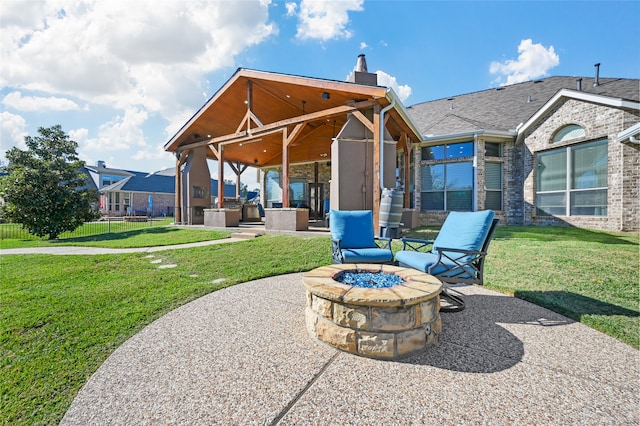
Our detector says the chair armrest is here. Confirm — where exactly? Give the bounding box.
[433,246,486,256]
[374,237,392,250]
[400,238,434,252]
[331,239,343,263]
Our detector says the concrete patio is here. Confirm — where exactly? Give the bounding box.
[61,273,639,425]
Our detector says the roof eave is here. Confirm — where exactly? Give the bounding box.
[518,89,640,135]
[385,88,425,143]
[616,122,640,144]
[422,129,517,144]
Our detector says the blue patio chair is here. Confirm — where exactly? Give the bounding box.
[330,210,394,264]
[395,210,499,312]
[323,199,330,226]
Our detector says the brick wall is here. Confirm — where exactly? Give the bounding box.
[522,98,639,231]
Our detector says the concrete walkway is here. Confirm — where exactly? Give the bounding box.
[1,237,247,255]
[61,273,639,425]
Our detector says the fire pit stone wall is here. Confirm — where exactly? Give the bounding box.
[303,264,442,360]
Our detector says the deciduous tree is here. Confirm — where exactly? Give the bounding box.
[0,125,98,239]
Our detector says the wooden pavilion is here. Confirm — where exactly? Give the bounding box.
[164,62,423,228]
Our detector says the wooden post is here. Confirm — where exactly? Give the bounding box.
[372,104,381,232]
[402,132,412,208]
[282,128,289,207]
[175,155,181,223]
[227,161,249,199]
[174,151,189,224]
[218,145,224,208]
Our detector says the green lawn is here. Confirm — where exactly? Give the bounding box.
[0,223,231,249]
[1,226,638,424]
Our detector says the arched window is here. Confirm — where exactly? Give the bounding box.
[553,124,586,143]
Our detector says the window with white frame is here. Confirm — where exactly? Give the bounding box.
[420,141,474,211]
[536,139,608,216]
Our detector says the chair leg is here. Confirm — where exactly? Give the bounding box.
[440,286,465,313]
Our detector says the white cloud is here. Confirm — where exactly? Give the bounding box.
[0,111,28,150]
[376,71,412,102]
[490,39,560,86]
[295,0,364,41]
[74,107,149,155]
[285,2,297,16]
[1,0,277,133]
[2,91,80,112]
[133,144,175,163]
[360,41,368,50]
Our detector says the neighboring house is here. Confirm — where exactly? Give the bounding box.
[405,74,639,231]
[86,162,236,218]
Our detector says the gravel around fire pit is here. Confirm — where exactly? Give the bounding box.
[334,270,405,288]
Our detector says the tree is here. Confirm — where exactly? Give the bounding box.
[0,125,98,239]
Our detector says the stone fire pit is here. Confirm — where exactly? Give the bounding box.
[302,264,442,360]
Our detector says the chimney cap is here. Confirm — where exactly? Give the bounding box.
[355,54,368,72]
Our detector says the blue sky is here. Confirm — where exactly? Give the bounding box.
[1,0,638,190]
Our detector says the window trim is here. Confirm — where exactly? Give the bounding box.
[536,139,608,217]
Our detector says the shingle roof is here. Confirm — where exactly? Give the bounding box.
[99,170,236,197]
[406,76,640,136]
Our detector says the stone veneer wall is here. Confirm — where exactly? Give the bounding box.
[303,264,442,360]
[259,162,331,212]
[522,98,639,231]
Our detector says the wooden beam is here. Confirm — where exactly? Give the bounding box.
[284,123,306,147]
[372,104,381,234]
[174,150,189,224]
[351,110,374,133]
[176,102,373,152]
[208,144,220,160]
[227,161,249,198]
[282,128,290,207]
[217,146,224,208]
[175,156,182,223]
[401,132,412,208]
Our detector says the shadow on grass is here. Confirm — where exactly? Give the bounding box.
[50,226,182,244]
[494,225,638,245]
[404,225,638,245]
[514,290,639,321]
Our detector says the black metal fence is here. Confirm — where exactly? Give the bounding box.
[0,217,171,240]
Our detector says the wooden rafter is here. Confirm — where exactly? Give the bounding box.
[351,110,374,133]
[176,101,375,153]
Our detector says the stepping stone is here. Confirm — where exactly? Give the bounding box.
[158,264,177,269]
[212,278,227,284]
[150,259,162,264]
[231,232,263,239]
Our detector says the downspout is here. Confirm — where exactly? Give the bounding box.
[380,88,396,190]
[473,133,478,211]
